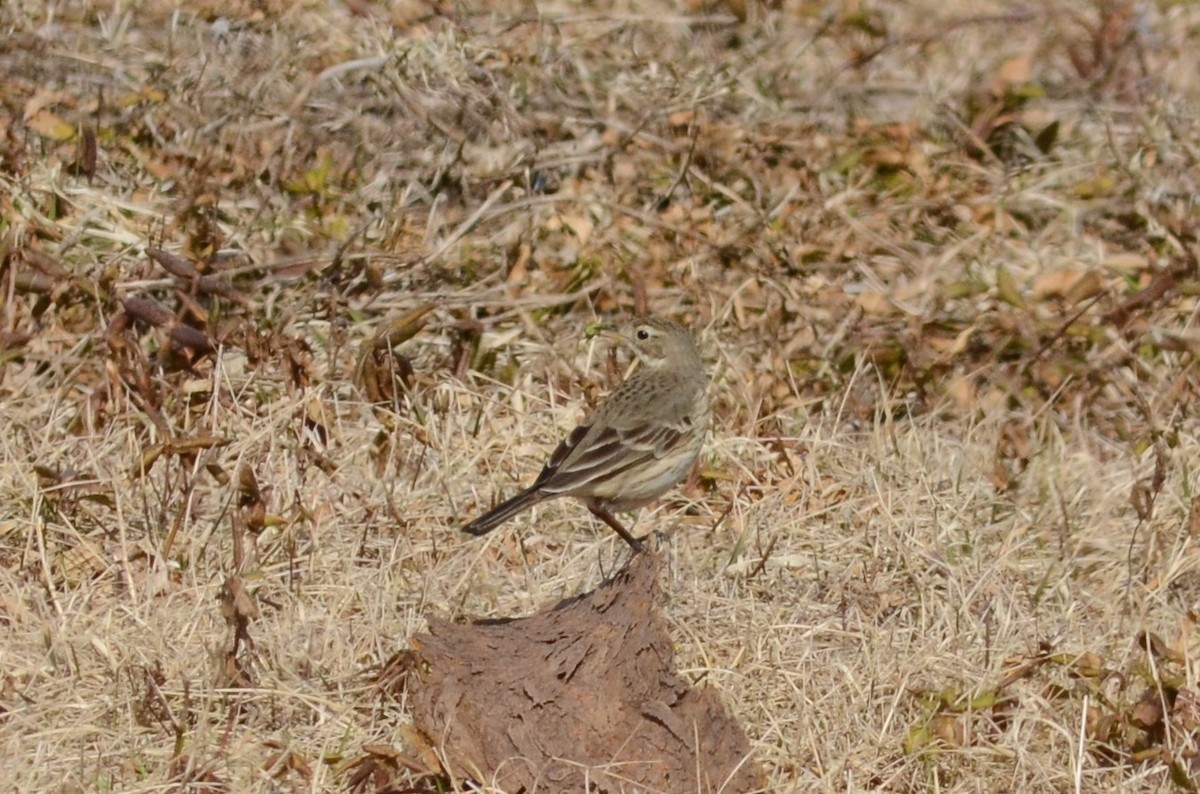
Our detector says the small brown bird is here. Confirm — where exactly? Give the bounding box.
[462,317,709,551]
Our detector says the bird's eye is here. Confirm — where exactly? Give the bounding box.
[636,328,651,341]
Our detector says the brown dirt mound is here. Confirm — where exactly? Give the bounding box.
[408,546,765,793]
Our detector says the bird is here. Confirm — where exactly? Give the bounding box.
[462,316,709,552]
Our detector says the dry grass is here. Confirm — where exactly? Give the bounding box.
[3,0,1200,791]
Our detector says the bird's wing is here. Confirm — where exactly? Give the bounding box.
[532,419,686,496]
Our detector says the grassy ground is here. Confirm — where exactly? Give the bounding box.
[3,0,1200,791]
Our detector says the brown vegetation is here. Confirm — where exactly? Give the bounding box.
[2,0,1200,791]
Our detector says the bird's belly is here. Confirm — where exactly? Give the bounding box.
[590,450,699,511]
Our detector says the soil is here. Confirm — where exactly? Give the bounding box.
[409,545,765,793]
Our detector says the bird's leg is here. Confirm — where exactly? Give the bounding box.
[587,504,645,552]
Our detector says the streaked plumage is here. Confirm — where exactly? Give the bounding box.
[462,317,709,551]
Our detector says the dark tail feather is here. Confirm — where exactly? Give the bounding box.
[461,487,545,536]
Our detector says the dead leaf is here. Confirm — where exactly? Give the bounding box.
[26,109,75,142]
[854,292,892,315]
[58,537,109,586]
[1138,630,1185,664]
[946,374,976,410]
[1068,651,1106,678]
[303,398,334,445]
[1173,687,1200,732]
[1103,252,1149,273]
[1131,689,1164,730]
[668,110,696,128]
[560,214,594,245]
[219,575,259,624]
[996,264,1026,309]
[355,304,433,404]
[990,51,1034,96]
[1032,268,1088,301]
[929,713,967,747]
[22,87,71,121]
